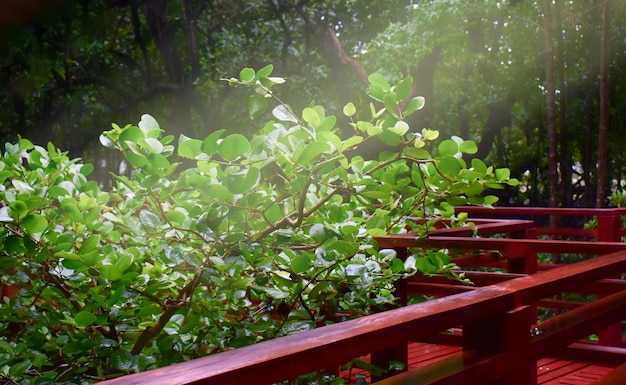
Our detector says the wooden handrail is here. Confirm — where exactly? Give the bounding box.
[97,250,626,385]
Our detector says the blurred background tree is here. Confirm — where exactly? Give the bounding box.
[1,0,625,206]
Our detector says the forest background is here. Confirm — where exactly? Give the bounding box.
[1,0,625,208]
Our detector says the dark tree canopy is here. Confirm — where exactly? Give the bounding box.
[1,0,626,206]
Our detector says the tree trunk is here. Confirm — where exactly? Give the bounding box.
[555,0,571,208]
[596,0,610,208]
[542,0,559,212]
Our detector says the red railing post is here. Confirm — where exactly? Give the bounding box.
[596,212,624,348]
[370,247,410,381]
[502,306,536,385]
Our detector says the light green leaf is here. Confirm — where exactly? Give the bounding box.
[495,168,511,181]
[119,126,145,149]
[471,158,488,174]
[422,128,439,141]
[368,73,390,91]
[296,141,331,166]
[239,67,255,82]
[343,102,356,117]
[438,139,459,156]
[394,76,413,101]
[302,107,321,128]
[79,234,101,254]
[147,152,170,170]
[202,129,226,155]
[404,96,425,116]
[459,140,478,154]
[255,64,273,79]
[178,135,203,159]
[218,134,250,161]
[166,210,187,226]
[388,120,410,136]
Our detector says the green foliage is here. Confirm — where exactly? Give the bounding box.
[0,68,512,383]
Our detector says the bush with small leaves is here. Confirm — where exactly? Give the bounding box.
[0,65,517,383]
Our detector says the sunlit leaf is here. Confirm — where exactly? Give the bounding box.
[218,134,250,161]
[178,135,203,159]
[239,67,255,82]
[272,105,299,123]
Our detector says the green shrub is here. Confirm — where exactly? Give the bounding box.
[0,66,516,383]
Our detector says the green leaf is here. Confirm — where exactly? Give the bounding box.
[272,105,298,123]
[239,67,255,82]
[422,128,439,141]
[178,135,203,159]
[100,264,123,281]
[8,360,31,378]
[166,210,187,226]
[368,73,391,91]
[438,156,462,177]
[218,134,250,161]
[119,126,145,149]
[296,141,331,166]
[8,200,28,219]
[302,107,321,128]
[111,349,135,371]
[80,163,94,176]
[343,102,356,117]
[459,140,478,154]
[471,158,488,174]
[22,213,48,233]
[139,210,161,229]
[394,76,413,101]
[202,129,226,155]
[438,139,459,156]
[388,120,409,136]
[255,64,273,79]
[74,311,97,327]
[404,96,425,116]
[495,168,511,181]
[79,235,101,254]
[290,254,311,273]
[147,152,171,170]
[249,94,268,118]
[138,114,161,137]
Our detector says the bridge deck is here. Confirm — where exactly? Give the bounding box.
[340,342,616,384]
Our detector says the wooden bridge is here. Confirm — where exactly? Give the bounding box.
[98,207,626,385]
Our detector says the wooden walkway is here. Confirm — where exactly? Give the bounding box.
[340,342,616,384]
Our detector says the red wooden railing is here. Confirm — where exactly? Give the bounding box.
[96,207,626,385]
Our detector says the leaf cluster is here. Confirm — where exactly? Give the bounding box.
[0,67,516,383]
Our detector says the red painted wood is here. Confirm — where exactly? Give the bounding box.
[589,361,626,384]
